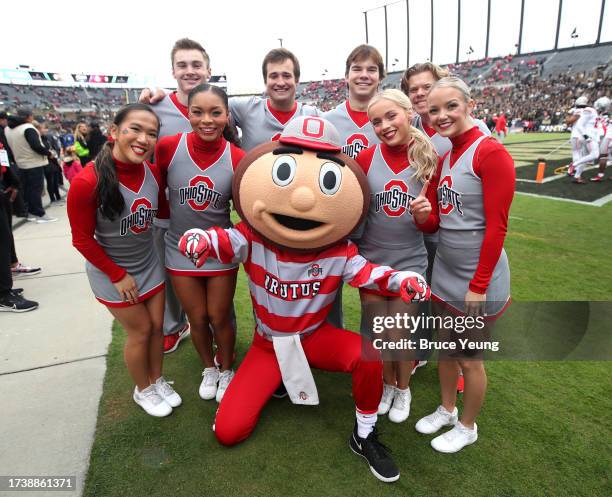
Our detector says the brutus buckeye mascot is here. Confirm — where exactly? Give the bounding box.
[179,116,429,483]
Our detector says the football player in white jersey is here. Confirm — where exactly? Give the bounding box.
[590,96,611,182]
[568,96,600,183]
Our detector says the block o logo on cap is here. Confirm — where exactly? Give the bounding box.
[279,116,342,152]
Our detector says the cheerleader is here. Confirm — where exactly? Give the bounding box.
[68,104,181,417]
[411,77,514,452]
[356,89,437,423]
[401,62,491,391]
[155,84,244,403]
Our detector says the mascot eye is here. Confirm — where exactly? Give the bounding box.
[319,162,342,195]
[272,155,297,187]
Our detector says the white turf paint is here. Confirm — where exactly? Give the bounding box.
[516,191,612,207]
[516,165,599,183]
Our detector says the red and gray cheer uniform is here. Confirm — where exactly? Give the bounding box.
[412,114,491,157]
[412,115,491,260]
[149,92,191,335]
[153,92,191,138]
[229,97,318,151]
[68,160,167,307]
[417,126,514,317]
[356,143,427,276]
[155,132,244,276]
[193,222,419,446]
[323,101,379,159]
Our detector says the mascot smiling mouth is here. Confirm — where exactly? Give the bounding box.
[271,213,324,231]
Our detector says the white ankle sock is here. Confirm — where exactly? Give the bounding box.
[356,410,377,438]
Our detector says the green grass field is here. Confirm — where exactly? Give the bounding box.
[84,134,612,497]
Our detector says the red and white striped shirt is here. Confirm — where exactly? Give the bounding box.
[201,222,415,337]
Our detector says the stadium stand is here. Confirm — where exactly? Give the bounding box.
[296,44,611,131]
[1,44,610,132]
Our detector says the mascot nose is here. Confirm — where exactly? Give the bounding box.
[290,186,316,212]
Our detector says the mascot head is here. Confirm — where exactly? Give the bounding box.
[233,116,370,251]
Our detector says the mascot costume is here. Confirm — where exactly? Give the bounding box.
[179,116,430,483]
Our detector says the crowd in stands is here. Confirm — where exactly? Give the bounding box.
[0,49,610,133]
[299,79,347,111]
[0,84,142,115]
[296,54,610,132]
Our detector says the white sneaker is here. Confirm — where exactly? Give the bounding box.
[133,385,172,417]
[415,405,458,434]
[431,421,478,453]
[155,376,182,407]
[215,369,234,403]
[388,387,411,423]
[199,367,219,400]
[35,214,58,223]
[377,383,395,415]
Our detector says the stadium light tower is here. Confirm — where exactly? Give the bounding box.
[430,0,434,63]
[364,11,369,43]
[456,0,461,64]
[384,5,389,72]
[406,0,410,69]
[517,0,525,55]
[278,38,283,48]
[485,0,491,59]
[596,0,606,44]
[554,0,563,50]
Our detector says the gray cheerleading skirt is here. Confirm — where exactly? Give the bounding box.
[357,238,428,290]
[431,229,510,317]
[86,251,165,308]
[164,228,238,277]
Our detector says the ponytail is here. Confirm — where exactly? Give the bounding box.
[94,142,125,220]
[408,127,438,182]
[93,102,158,220]
[222,121,241,146]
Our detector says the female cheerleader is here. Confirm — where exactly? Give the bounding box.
[356,89,437,423]
[155,84,244,403]
[401,62,491,391]
[68,103,181,417]
[411,77,514,452]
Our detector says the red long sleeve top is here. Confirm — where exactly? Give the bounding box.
[67,158,168,283]
[416,126,515,294]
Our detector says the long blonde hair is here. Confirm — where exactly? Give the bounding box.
[74,121,88,143]
[368,89,437,182]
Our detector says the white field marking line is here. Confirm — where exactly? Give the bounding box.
[516,191,612,207]
[509,216,524,220]
[592,192,612,207]
[542,138,572,159]
[516,165,599,183]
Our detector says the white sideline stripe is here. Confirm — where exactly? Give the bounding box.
[592,193,612,207]
[516,191,612,207]
[516,165,599,183]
